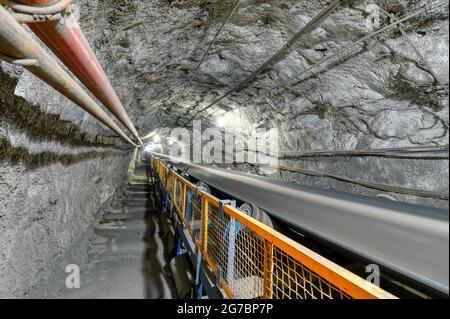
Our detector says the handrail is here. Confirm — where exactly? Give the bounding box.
[151,157,397,299]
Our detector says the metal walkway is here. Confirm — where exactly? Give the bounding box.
[56,165,177,299]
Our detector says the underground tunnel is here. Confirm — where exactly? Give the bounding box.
[0,0,449,301]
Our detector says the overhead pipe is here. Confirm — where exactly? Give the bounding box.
[1,0,143,147]
[0,5,137,147]
[0,0,72,14]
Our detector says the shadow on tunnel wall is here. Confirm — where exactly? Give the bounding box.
[0,137,129,169]
[0,70,124,149]
[137,165,180,299]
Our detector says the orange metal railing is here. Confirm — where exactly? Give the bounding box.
[152,158,397,299]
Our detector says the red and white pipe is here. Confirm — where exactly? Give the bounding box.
[3,0,143,146]
[0,5,137,147]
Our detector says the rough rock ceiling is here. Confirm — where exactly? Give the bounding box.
[79,0,448,149]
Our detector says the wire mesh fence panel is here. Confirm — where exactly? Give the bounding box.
[161,169,167,188]
[191,196,202,223]
[168,175,174,195]
[206,204,231,282]
[270,246,351,299]
[159,165,166,185]
[226,226,266,299]
[162,166,167,186]
[175,179,183,213]
[150,158,395,300]
[187,193,202,240]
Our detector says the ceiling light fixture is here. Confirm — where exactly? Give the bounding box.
[144,144,153,153]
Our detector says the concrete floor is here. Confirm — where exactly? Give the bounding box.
[55,165,178,299]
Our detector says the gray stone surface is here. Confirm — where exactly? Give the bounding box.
[0,18,132,297]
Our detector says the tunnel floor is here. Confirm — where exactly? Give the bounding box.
[54,164,178,299]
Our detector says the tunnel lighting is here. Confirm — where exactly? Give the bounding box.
[144,144,153,153]
[216,116,226,127]
[168,139,174,146]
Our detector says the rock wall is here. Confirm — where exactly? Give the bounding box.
[0,52,131,298]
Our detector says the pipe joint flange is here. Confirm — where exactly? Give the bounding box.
[0,51,39,66]
[0,0,72,16]
[12,11,62,23]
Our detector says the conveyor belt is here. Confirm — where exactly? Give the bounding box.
[159,157,449,295]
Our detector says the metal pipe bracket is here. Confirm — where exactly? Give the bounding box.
[218,199,236,220]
